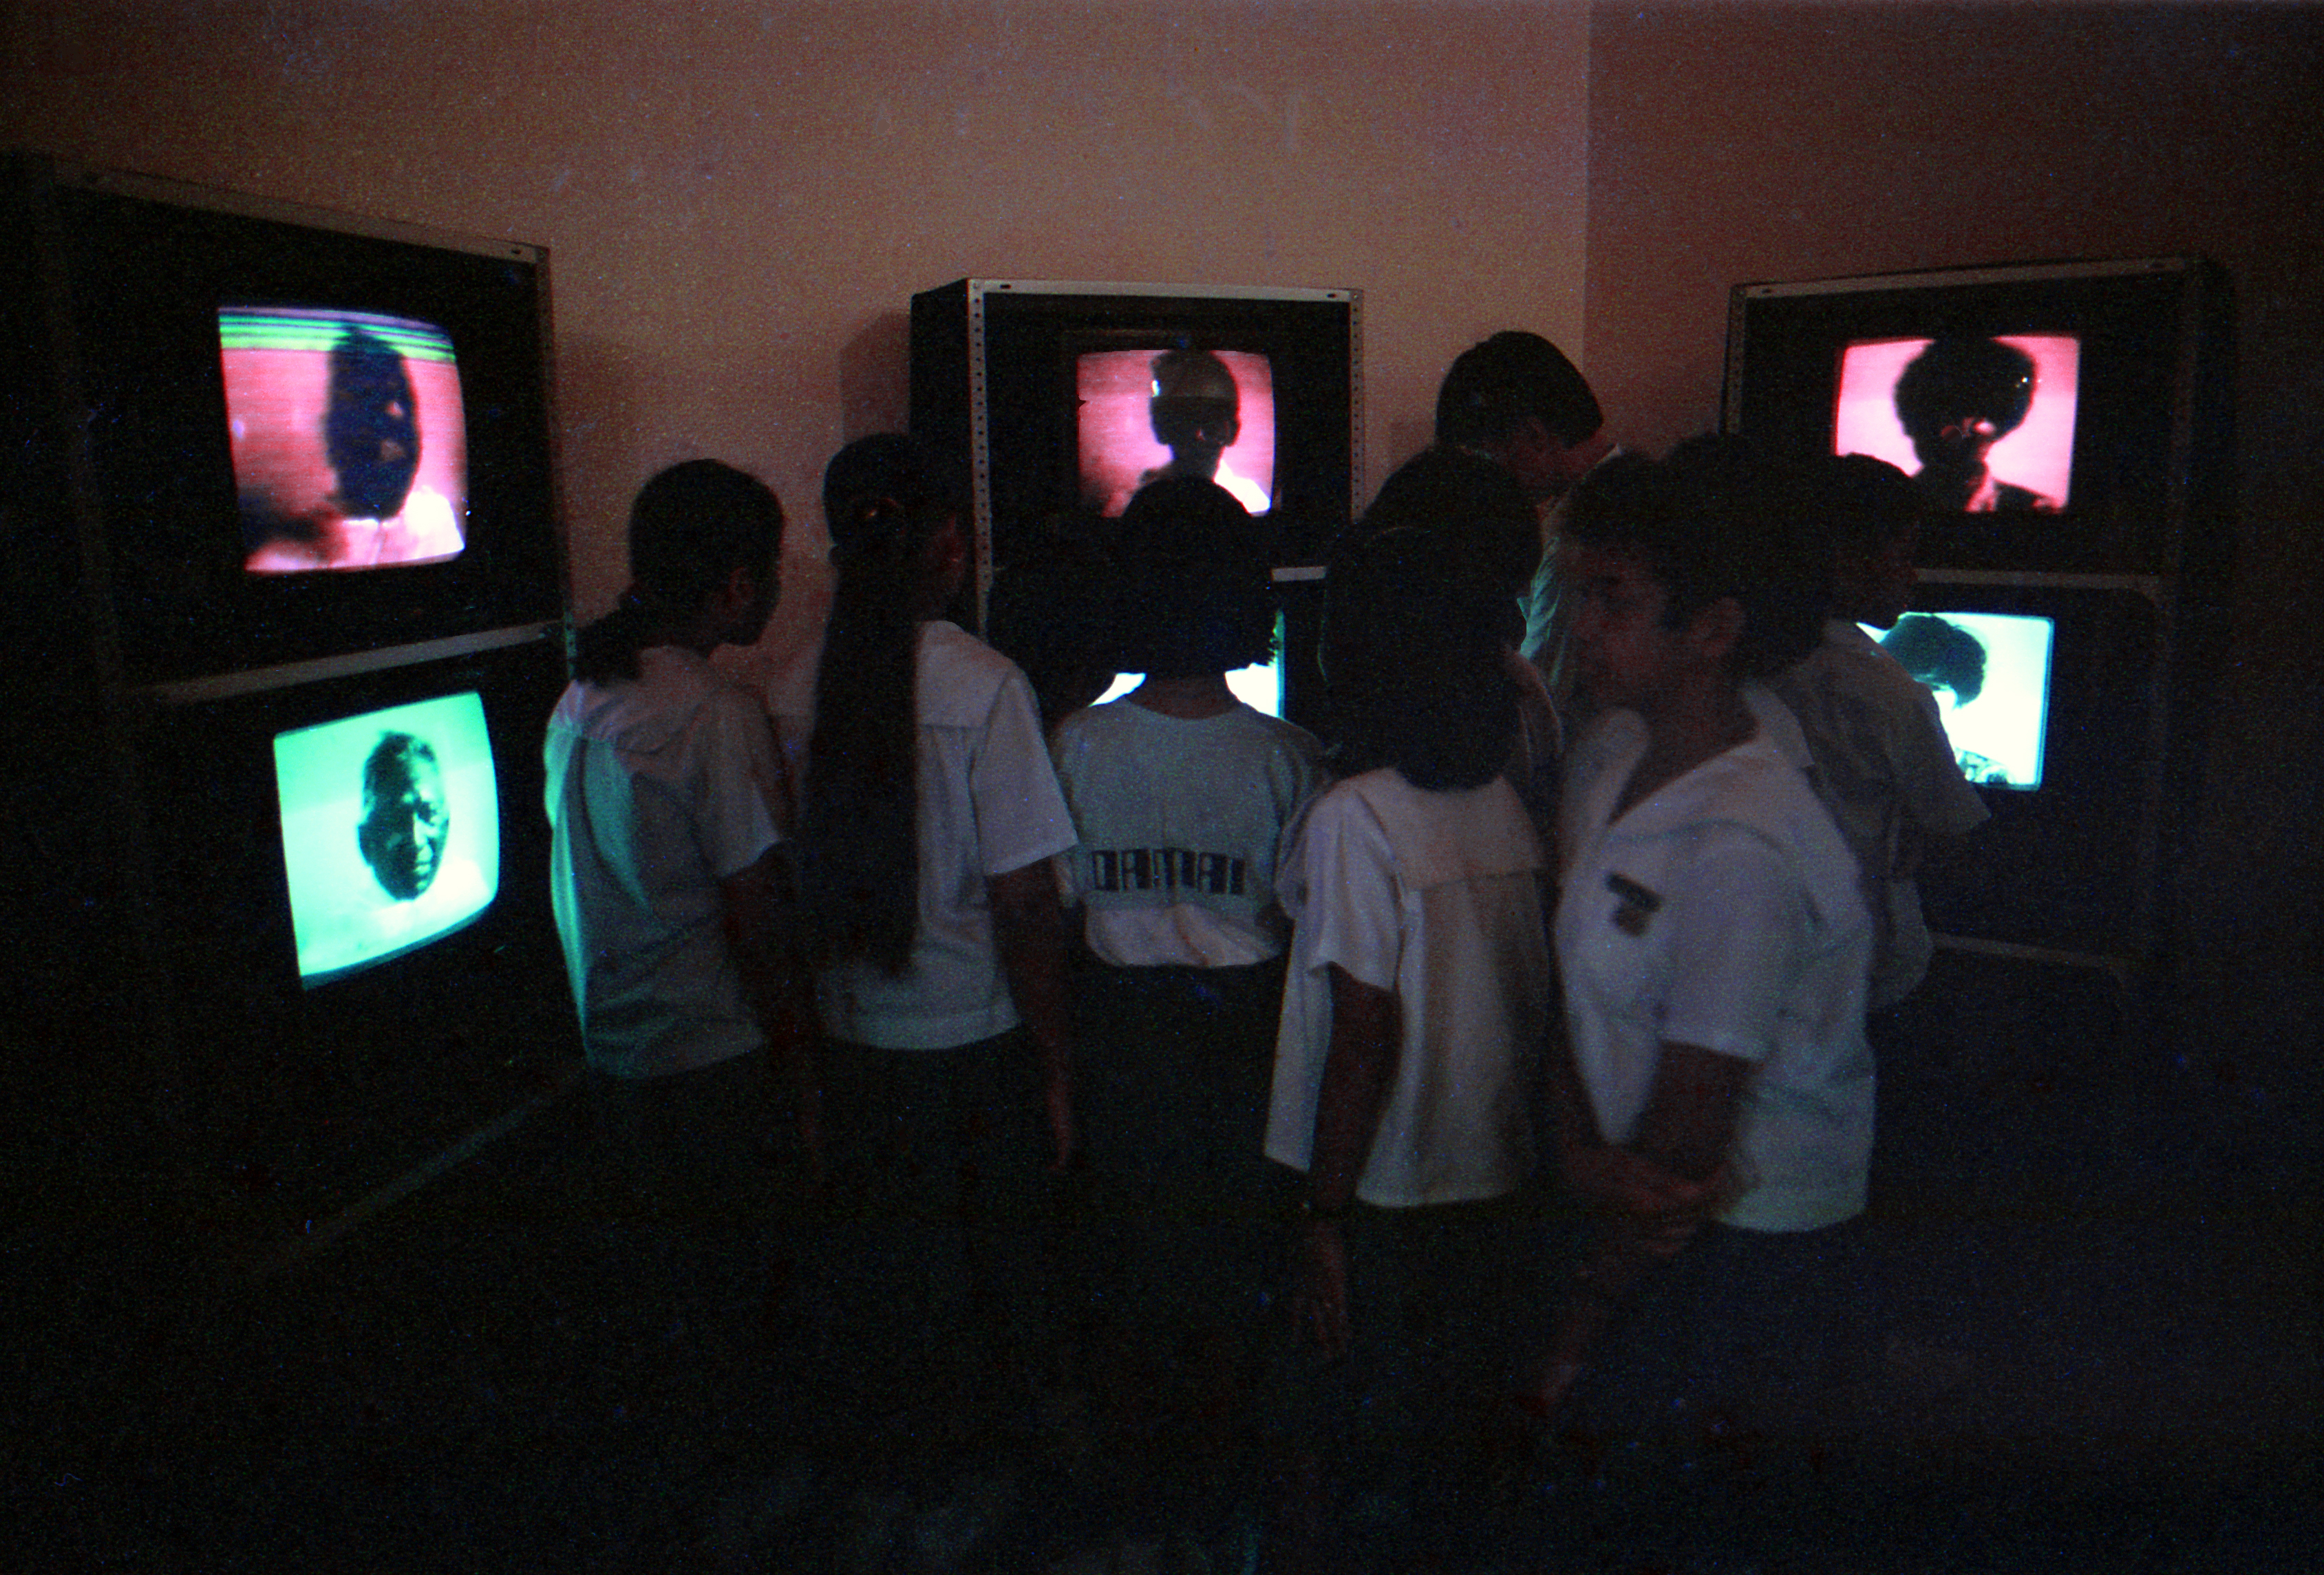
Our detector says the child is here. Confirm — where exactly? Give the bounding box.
[543,460,804,1331]
[1047,476,1323,1393]
[1765,453,1990,1010]
[1264,521,1552,1561]
[787,434,1078,1417]
[1539,438,1875,1495]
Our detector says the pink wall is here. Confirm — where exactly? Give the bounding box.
[1586,4,2324,1079]
[1,0,1590,685]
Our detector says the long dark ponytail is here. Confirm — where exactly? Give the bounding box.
[792,436,957,974]
[573,460,785,685]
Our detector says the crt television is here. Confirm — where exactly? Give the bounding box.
[910,279,1362,594]
[1725,257,2232,577]
[10,154,562,685]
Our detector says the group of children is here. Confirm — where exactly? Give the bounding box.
[543,419,1983,1562]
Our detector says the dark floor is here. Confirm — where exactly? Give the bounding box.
[10,953,2320,1572]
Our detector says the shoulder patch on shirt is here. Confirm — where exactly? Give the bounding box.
[1607,870,1662,936]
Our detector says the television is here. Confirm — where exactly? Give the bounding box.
[911,279,1360,579]
[124,632,575,1206]
[1868,610,2055,791]
[1894,577,2171,956]
[1725,257,2232,577]
[9,154,562,684]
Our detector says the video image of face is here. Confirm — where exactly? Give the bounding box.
[357,733,448,901]
[326,325,422,520]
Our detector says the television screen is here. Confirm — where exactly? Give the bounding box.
[1092,635,1286,720]
[273,689,500,986]
[1872,610,2054,789]
[223,307,469,572]
[1834,334,2079,513]
[1077,347,1277,519]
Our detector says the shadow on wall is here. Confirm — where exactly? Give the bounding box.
[840,312,910,447]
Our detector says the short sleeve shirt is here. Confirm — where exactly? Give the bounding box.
[546,646,786,1079]
[1766,621,1990,1007]
[1049,698,1323,967]
[814,622,1076,1049]
[1556,714,1875,1232]
[1264,769,1550,1208]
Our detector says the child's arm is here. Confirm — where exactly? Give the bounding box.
[1292,963,1400,1359]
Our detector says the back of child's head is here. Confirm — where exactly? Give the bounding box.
[1354,446,1537,622]
[1814,452,1925,557]
[823,433,955,568]
[1325,524,1516,793]
[1108,476,1275,680]
[1565,435,1828,678]
[1435,330,1603,449]
[575,459,784,685]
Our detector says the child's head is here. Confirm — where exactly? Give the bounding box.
[1561,438,1826,707]
[628,458,785,622]
[1814,452,1923,630]
[575,459,785,684]
[822,433,963,607]
[1354,446,1537,630]
[1109,476,1275,681]
[1324,524,1516,792]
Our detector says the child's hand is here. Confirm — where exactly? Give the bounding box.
[1292,1217,1353,1359]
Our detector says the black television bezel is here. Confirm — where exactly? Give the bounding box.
[39,161,564,685]
[910,278,1361,610]
[1725,257,2230,577]
[1903,572,2174,958]
[120,629,578,1206]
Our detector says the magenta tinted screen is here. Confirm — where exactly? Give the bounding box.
[222,308,469,572]
[1078,349,1276,518]
[1833,335,2078,512]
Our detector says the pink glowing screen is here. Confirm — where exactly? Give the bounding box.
[222,307,470,573]
[1833,334,2079,511]
[1077,348,1277,519]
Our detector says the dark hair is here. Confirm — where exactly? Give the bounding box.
[1107,477,1275,679]
[325,325,420,519]
[1815,451,1926,555]
[573,460,785,685]
[1324,525,1516,792]
[1564,436,1827,678]
[1148,348,1241,450]
[1881,613,1987,705]
[1434,330,1603,449]
[1354,445,1537,613]
[1893,337,2038,440]
[793,434,957,974]
[362,730,438,808]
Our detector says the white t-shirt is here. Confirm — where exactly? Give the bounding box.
[1050,698,1323,968]
[814,621,1076,1050]
[1765,620,1992,1007]
[1265,768,1550,1209]
[546,646,786,1079]
[1556,711,1874,1233]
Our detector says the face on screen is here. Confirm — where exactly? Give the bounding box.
[1078,347,1276,519]
[1833,334,2078,514]
[357,733,449,900]
[222,307,470,572]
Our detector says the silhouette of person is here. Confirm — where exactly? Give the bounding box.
[358,731,449,901]
[1891,337,2058,513]
[1136,349,1270,515]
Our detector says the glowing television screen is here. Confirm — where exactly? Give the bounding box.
[1871,610,2055,790]
[223,307,469,572]
[1833,334,2079,514]
[273,690,500,986]
[1092,633,1286,720]
[1077,347,1277,519]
